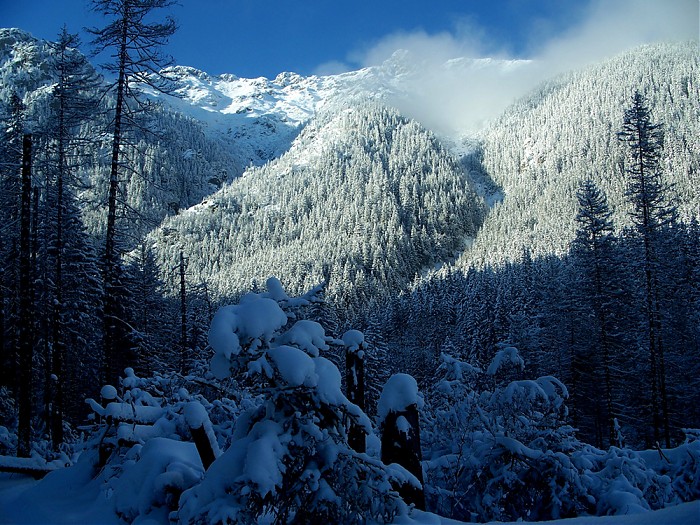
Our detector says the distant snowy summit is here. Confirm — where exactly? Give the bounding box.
[0,26,528,164]
[154,49,530,140]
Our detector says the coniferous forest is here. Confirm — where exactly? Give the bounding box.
[1,1,699,523]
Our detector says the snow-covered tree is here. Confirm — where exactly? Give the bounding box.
[88,0,178,385]
[41,26,103,448]
[424,348,585,522]
[569,179,620,446]
[0,92,26,396]
[179,278,408,524]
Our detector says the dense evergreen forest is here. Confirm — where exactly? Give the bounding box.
[0,3,699,522]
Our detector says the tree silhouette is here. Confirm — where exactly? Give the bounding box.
[618,91,676,447]
[88,0,177,385]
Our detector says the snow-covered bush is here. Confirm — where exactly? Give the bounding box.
[424,348,588,522]
[111,438,203,523]
[178,278,407,524]
[665,436,700,502]
[424,349,700,522]
[574,445,672,515]
[0,424,16,456]
[79,367,250,523]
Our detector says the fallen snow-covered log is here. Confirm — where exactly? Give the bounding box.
[0,454,63,479]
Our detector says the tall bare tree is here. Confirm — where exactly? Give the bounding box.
[88,0,177,385]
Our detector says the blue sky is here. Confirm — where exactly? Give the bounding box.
[2,0,696,79]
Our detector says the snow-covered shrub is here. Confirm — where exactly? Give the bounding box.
[574,445,673,516]
[0,424,16,455]
[0,386,17,455]
[631,431,700,505]
[666,436,700,502]
[111,438,203,524]
[424,349,588,522]
[424,349,700,522]
[78,367,249,523]
[178,278,407,524]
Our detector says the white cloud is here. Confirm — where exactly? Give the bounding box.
[532,0,698,72]
[335,0,698,136]
[313,60,352,76]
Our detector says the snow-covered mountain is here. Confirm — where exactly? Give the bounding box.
[457,41,700,269]
[148,49,530,168]
[149,103,484,303]
[2,27,698,304]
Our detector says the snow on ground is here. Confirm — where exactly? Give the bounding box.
[1,473,698,525]
[0,469,120,524]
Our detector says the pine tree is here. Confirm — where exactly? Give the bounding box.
[88,0,177,385]
[126,242,170,375]
[0,93,26,396]
[42,26,103,448]
[571,179,618,446]
[17,134,33,457]
[618,91,676,447]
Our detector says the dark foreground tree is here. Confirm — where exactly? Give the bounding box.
[88,0,177,385]
[17,135,33,457]
[44,26,103,448]
[0,93,26,395]
[570,179,619,447]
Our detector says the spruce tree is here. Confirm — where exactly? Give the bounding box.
[0,94,26,395]
[17,134,33,457]
[42,26,103,448]
[571,178,618,446]
[618,91,676,447]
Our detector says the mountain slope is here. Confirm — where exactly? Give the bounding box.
[459,41,700,268]
[149,104,484,304]
[0,27,520,253]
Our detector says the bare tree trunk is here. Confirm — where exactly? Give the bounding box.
[346,347,365,453]
[17,134,33,457]
[380,404,425,510]
[103,8,130,386]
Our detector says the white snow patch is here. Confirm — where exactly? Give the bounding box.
[267,345,316,388]
[183,401,209,429]
[486,345,525,375]
[100,384,118,400]
[342,329,365,352]
[277,320,328,357]
[208,293,288,379]
[378,373,423,420]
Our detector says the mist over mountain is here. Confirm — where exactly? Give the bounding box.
[458,41,700,268]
